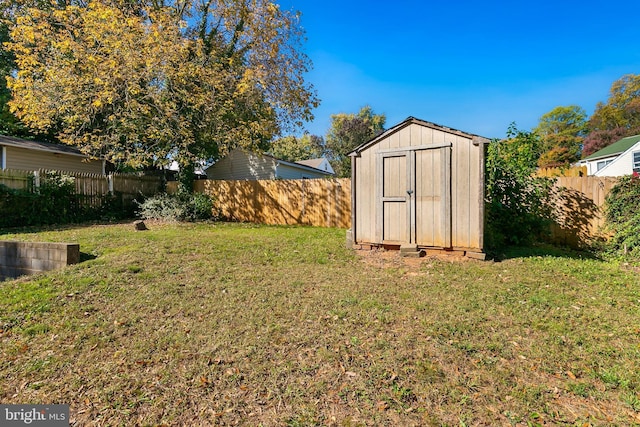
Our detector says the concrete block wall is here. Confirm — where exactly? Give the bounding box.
[0,241,79,280]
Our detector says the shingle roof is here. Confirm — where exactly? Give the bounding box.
[295,158,325,169]
[262,152,332,175]
[582,134,640,161]
[0,134,89,157]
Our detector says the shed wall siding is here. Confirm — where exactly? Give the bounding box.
[354,144,376,242]
[353,121,483,251]
[450,134,482,249]
[5,146,103,174]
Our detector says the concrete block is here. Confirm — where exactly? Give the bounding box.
[31,258,47,271]
[0,241,81,280]
[401,250,426,258]
[36,248,49,261]
[66,244,80,264]
[400,244,419,253]
[465,251,486,261]
[345,229,354,249]
[3,243,17,260]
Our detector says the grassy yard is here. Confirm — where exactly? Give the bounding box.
[1,222,640,426]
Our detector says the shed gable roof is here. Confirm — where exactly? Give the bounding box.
[348,117,488,156]
[582,134,640,161]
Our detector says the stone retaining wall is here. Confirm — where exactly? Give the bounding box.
[0,241,80,280]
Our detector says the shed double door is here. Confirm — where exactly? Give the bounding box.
[378,145,451,247]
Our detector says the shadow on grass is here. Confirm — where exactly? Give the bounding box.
[80,252,97,263]
[488,243,602,262]
[0,219,135,237]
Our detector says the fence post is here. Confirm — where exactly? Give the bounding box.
[33,170,40,190]
[108,173,114,194]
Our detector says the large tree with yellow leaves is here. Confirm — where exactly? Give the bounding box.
[4,0,318,184]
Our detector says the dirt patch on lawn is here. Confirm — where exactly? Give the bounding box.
[354,247,471,271]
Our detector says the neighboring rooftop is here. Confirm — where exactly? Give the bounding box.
[295,158,334,175]
[582,134,640,161]
[295,158,325,169]
[0,135,88,157]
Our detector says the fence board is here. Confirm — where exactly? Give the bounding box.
[0,169,32,190]
[193,178,351,228]
[549,176,617,247]
[536,166,587,177]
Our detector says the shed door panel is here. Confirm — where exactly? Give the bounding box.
[381,154,409,243]
[414,147,451,247]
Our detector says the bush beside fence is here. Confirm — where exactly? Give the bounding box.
[0,169,163,227]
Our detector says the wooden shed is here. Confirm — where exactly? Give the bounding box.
[348,117,489,258]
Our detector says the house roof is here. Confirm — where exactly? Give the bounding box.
[0,134,89,158]
[348,116,489,156]
[295,158,325,169]
[206,149,332,176]
[582,134,640,161]
[263,152,332,175]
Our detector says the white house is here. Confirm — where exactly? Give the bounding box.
[577,134,640,176]
[204,149,333,180]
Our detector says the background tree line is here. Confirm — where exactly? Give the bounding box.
[0,0,638,180]
[534,73,640,168]
[268,73,640,177]
[0,0,319,189]
[0,0,386,180]
[268,106,385,178]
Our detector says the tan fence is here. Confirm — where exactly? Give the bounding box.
[536,165,587,177]
[0,169,32,190]
[182,174,618,246]
[192,178,351,228]
[549,176,618,247]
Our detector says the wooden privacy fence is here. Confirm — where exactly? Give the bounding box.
[183,175,618,247]
[0,169,32,190]
[536,165,587,178]
[0,168,163,212]
[549,176,618,248]
[193,178,351,228]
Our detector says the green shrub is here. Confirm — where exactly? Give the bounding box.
[603,174,640,258]
[137,191,215,222]
[485,125,555,249]
[37,172,77,223]
[0,171,135,228]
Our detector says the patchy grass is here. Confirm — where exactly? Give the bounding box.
[1,222,640,426]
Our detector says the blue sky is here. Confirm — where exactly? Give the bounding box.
[279,0,640,139]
